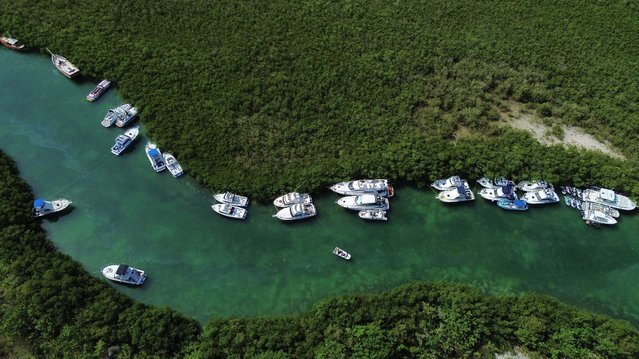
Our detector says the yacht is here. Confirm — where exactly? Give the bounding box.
[358,209,387,221]
[86,79,111,101]
[47,48,79,78]
[333,247,351,260]
[477,177,514,189]
[581,210,617,225]
[582,188,636,211]
[33,198,72,218]
[115,106,139,127]
[496,199,528,211]
[102,104,133,127]
[163,153,183,177]
[518,180,550,192]
[430,176,463,191]
[211,203,247,220]
[0,35,26,51]
[273,192,312,208]
[521,188,560,204]
[101,264,146,286]
[336,194,389,211]
[330,179,393,197]
[273,203,317,221]
[436,184,475,203]
[478,185,516,202]
[214,192,249,207]
[581,201,620,218]
[111,126,139,155]
[145,142,166,172]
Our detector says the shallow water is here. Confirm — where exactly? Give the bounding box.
[1,49,638,325]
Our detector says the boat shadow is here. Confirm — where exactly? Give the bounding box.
[37,206,76,223]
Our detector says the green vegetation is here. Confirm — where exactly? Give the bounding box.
[2,0,639,200]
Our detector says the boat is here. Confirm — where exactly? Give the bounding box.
[521,188,560,204]
[110,126,139,155]
[582,188,636,211]
[430,176,464,191]
[496,199,528,211]
[563,195,571,207]
[330,179,393,197]
[333,247,351,260]
[358,209,387,221]
[581,210,617,225]
[86,79,111,101]
[436,184,475,203]
[273,192,312,208]
[115,106,138,127]
[214,192,249,207]
[211,203,247,220]
[47,48,79,78]
[102,104,133,127]
[101,264,146,286]
[273,203,317,221]
[518,180,550,192]
[145,142,166,172]
[581,201,620,218]
[336,194,390,210]
[0,35,26,51]
[477,177,514,189]
[478,185,517,202]
[163,153,183,177]
[33,198,72,218]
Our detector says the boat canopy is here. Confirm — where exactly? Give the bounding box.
[600,188,615,201]
[33,199,45,208]
[514,200,526,208]
[115,264,130,275]
[148,149,159,157]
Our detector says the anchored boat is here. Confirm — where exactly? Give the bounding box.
[330,179,393,197]
[479,185,516,202]
[478,177,515,189]
[518,180,550,192]
[273,203,317,221]
[436,184,475,203]
[358,209,387,221]
[33,198,72,218]
[163,153,183,177]
[0,35,26,51]
[86,79,111,101]
[47,48,79,78]
[101,264,146,286]
[214,192,249,207]
[145,142,166,172]
[111,126,139,155]
[336,194,389,211]
[581,210,617,225]
[496,199,528,211]
[431,176,464,191]
[333,247,351,260]
[211,203,247,220]
[521,188,560,205]
[582,188,636,211]
[273,192,312,208]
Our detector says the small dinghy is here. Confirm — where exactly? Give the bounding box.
[273,192,312,208]
[211,203,247,220]
[0,35,26,51]
[214,191,249,207]
[101,264,146,286]
[333,247,351,261]
[86,79,111,101]
[496,199,528,211]
[163,153,183,177]
[33,198,72,218]
[358,209,388,221]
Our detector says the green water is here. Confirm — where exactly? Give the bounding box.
[1,49,638,325]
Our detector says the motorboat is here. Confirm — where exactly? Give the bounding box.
[496,199,528,211]
[145,142,166,172]
[581,201,620,218]
[273,192,312,208]
[102,104,133,127]
[518,180,550,192]
[211,203,247,220]
[33,198,72,218]
[330,179,393,197]
[436,184,475,203]
[358,209,387,221]
[333,247,351,260]
[101,264,146,286]
[581,210,617,225]
[111,126,139,155]
[214,192,249,207]
[47,48,79,78]
[86,79,111,101]
[521,188,560,204]
[336,194,389,211]
[430,176,463,191]
[115,106,139,127]
[273,203,317,221]
[0,35,26,51]
[477,177,514,189]
[163,153,183,177]
[478,185,516,202]
[582,188,636,211]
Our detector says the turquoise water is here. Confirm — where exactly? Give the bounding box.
[1,49,638,325]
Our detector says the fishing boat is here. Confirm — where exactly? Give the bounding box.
[521,188,560,205]
[273,192,312,208]
[581,210,617,225]
[518,180,550,192]
[581,201,620,218]
[273,203,317,221]
[430,176,463,191]
[330,179,393,197]
[336,194,390,211]
[358,209,388,221]
[333,247,351,260]
[101,264,146,286]
[214,192,249,207]
[0,35,26,51]
[496,199,528,211]
[115,106,139,127]
[111,126,139,155]
[86,79,111,101]
[582,188,636,211]
[211,203,247,220]
[145,142,166,172]
[163,153,183,177]
[47,48,79,78]
[33,198,72,218]
[102,104,132,127]
[477,177,514,189]
[436,184,475,203]
[478,185,517,202]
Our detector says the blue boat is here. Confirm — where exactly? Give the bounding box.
[496,199,528,211]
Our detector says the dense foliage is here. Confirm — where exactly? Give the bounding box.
[2,0,639,201]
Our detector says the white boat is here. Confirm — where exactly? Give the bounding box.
[479,186,516,202]
[336,194,389,210]
[273,203,317,221]
[0,35,26,51]
[33,198,72,218]
[330,179,393,197]
[477,177,514,189]
[333,247,351,260]
[518,180,550,192]
[211,203,247,220]
[273,192,312,208]
[581,201,620,218]
[145,142,166,172]
[214,192,249,207]
[163,153,183,177]
[101,264,146,286]
[582,188,636,211]
[430,176,464,191]
[582,210,617,225]
[358,209,387,221]
[521,188,560,204]
[102,104,132,127]
[47,48,79,78]
[111,126,139,155]
[86,79,111,101]
[115,106,138,127]
[436,183,475,203]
